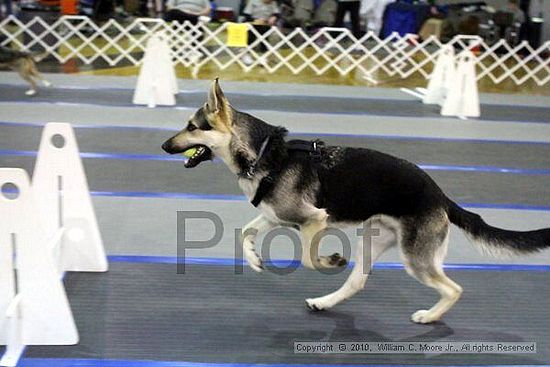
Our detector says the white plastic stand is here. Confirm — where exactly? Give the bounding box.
[441,50,480,118]
[422,45,455,106]
[0,169,78,367]
[33,123,108,273]
[133,32,178,107]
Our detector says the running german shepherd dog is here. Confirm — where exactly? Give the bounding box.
[0,46,51,96]
[162,79,550,323]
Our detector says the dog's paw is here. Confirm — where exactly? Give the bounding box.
[25,89,37,96]
[305,298,324,311]
[318,253,348,268]
[244,247,264,273]
[305,297,332,311]
[43,80,52,87]
[411,309,438,324]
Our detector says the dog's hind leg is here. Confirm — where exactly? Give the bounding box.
[305,216,396,311]
[242,214,275,272]
[28,59,51,87]
[15,59,38,95]
[401,215,463,324]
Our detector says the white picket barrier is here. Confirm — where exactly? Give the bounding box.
[421,45,455,106]
[133,32,178,108]
[0,15,548,86]
[0,122,108,366]
[0,169,78,367]
[33,123,108,273]
[403,44,480,120]
[441,50,480,118]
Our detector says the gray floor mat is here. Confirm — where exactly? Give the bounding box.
[1,124,550,169]
[1,155,549,207]
[23,262,550,365]
[1,103,549,144]
[1,84,549,123]
[3,72,550,108]
[91,195,550,264]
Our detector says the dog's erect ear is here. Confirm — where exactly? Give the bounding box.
[206,78,229,114]
[205,78,232,131]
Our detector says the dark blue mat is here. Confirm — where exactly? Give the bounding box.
[21,262,550,365]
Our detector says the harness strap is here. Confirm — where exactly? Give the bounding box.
[251,176,275,207]
[250,139,322,207]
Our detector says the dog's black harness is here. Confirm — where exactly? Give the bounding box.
[250,139,323,207]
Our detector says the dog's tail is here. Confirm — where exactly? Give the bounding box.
[447,199,550,256]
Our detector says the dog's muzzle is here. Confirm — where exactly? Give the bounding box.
[161,139,213,168]
[161,140,176,154]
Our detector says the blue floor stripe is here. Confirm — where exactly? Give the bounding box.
[0,149,188,162]
[416,164,550,175]
[18,358,547,367]
[107,255,550,272]
[462,202,550,211]
[92,190,247,201]
[1,120,550,146]
[90,190,550,212]
[1,149,549,176]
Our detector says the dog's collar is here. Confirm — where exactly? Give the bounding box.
[242,136,271,179]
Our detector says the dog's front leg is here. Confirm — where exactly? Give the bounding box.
[300,216,347,270]
[242,214,275,272]
[299,218,327,270]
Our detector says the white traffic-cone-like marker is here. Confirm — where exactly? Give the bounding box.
[133,32,178,107]
[32,122,108,274]
[441,50,480,118]
[422,45,455,106]
[0,169,78,367]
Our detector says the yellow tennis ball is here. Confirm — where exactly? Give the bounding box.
[182,147,197,158]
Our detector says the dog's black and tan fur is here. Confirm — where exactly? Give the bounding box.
[162,79,550,323]
[0,46,51,95]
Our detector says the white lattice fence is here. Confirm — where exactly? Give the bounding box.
[1,15,549,85]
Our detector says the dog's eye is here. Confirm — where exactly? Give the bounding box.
[187,124,197,132]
